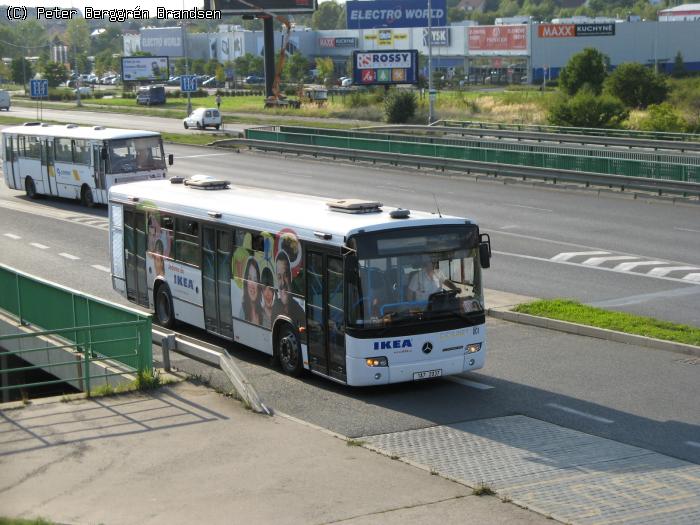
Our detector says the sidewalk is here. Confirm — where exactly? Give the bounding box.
[0,382,551,525]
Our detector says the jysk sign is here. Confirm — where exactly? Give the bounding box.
[353,50,419,85]
[538,23,615,38]
[347,0,446,29]
[423,27,450,47]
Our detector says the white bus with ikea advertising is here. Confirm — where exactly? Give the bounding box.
[2,123,171,206]
[108,175,491,386]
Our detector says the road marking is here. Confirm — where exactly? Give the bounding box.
[675,227,700,233]
[59,252,80,260]
[4,233,21,240]
[582,255,638,266]
[547,403,614,424]
[503,204,553,212]
[550,251,609,262]
[29,242,49,250]
[613,260,670,271]
[91,264,111,273]
[446,376,494,390]
[686,441,700,449]
[175,153,230,159]
[499,225,520,230]
[683,273,700,283]
[647,266,700,277]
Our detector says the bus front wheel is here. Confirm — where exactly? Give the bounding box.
[25,177,38,199]
[277,325,302,376]
[155,283,175,329]
[81,186,95,207]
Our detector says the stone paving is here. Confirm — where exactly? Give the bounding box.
[362,415,700,525]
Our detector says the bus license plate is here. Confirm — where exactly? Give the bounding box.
[413,369,442,380]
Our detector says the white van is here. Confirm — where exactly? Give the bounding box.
[0,90,10,111]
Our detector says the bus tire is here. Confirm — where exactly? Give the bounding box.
[155,283,176,329]
[277,324,303,377]
[25,177,38,199]
[81,185,95,207]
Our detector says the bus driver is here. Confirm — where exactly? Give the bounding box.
[408,255,457,302]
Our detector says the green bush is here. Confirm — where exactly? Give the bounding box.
[384,90,417,124]
[604,63,668,108]
[559,48,608,96]
[638,103,688,132]
[346,90,372,108]
[548,89,628,128]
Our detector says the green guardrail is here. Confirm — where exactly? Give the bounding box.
[0,264,152,397]
[246,127,700,184]
[435,120,700,143]
[279,126,700,167]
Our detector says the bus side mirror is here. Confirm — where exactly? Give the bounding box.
[101,147,107,160]
[168,153,174,166]
[479,233,491,269]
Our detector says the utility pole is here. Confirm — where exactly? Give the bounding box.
[183,20,192,115]
[73,38,81,107]
[427,0,435,124]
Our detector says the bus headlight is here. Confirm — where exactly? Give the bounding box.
[366,356,388,367]
[466,343,481,354]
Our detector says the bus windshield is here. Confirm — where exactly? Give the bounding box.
[107,136,165,174]
[347,226,483,328]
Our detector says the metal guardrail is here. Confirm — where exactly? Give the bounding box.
[434,119,700,144]
[0,264,152,399]
[221,137,700,198]
[245,128,700,185]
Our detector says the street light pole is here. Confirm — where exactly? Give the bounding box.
[182,20,192,115]
[73,39,81,107]
[427,0,435,124]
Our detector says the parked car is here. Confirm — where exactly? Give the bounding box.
[183,107,222,130]
[341,78,353,87]
[244,75,264,85]
[167,76,181,86]
[73,86,92,96]
[202,76,222,88]
[136,85,166,105]
[0,90,10,111]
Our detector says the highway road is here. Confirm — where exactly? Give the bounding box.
[1,137,698,463]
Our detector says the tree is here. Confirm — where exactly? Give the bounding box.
[215,64,225,84]
[65,18,90,58]
[233,53,263,76]
[311,0,343,30]
[42,61,68,87]
[548,89,629,128]
[385,90,417,124]
[11,57,33,86]
[558,48,608,96]
[672,51,687,78]
[315,57,334,87]
[283,52,309,83]
[638,103,687,132]
[604,63,668,109]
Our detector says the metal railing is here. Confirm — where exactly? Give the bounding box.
[245,127,700,184]
[434,119,700,143]
[0,264,152,398]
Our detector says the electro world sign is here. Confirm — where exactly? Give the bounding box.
[353,50,419,85]
[346,0,446,29]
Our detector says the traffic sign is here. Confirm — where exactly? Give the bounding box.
[180,75,198,93]
[30,79,49,99]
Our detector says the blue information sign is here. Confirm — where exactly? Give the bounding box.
[180,75,198,93]
[346,0,446,29]
[30,79,49,98]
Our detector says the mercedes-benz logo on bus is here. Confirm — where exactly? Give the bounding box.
[422,342,433,354]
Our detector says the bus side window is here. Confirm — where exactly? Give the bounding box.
[175,217,200,267]
[55,138,72,163]
[73,139,90,165]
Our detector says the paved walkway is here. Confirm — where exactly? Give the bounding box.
[0,382,550,525]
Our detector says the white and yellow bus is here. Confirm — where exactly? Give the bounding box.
[109,175,492,387]
[2,123,171,206]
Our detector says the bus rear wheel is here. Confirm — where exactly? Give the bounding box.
[277,325,302,376]
[155,284,175,329]
[81,186,95,207]
[25,177,38,199]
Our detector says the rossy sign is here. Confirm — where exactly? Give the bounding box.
[353,50,419,86]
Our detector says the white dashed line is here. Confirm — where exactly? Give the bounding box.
[29,242,49,250]
[503,204,553,212]
[613,260,670,272]
[547,403,614,424]
[446,376,495,390]
[551,251,609,262]
[686,441,700,449]
[582,255,638,266]
[3,233,21,240]
[683,274,700,283]
[675,227,700,233]
[647,266,700,277]
[58,252,80,260]
[91,265,111,273]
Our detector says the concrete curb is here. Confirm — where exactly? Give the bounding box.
[488,307,700,358]
[219,352,272,416]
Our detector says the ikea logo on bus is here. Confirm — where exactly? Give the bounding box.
[173,274,194,290]
[374,339,412,350]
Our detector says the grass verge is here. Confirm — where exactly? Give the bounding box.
[88,370,169,398]
[513,299,700,346]
[0,519,55,525]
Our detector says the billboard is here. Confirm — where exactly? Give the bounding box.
[121,56,169,82]
[211,0,317,14]
[347,0,447,30]
[139,27,183,57]
[468,25,527,54]
[538,23,615,38]
[319,37,358,48]
[423,27,451,47]
[353,50,419,85]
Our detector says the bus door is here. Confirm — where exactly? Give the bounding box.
[40,138,57,196]
[5,135,20,189]
[123,209,149,307]
[92,144,107,203]
[201,226,233,339]
[306,249,346,382]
